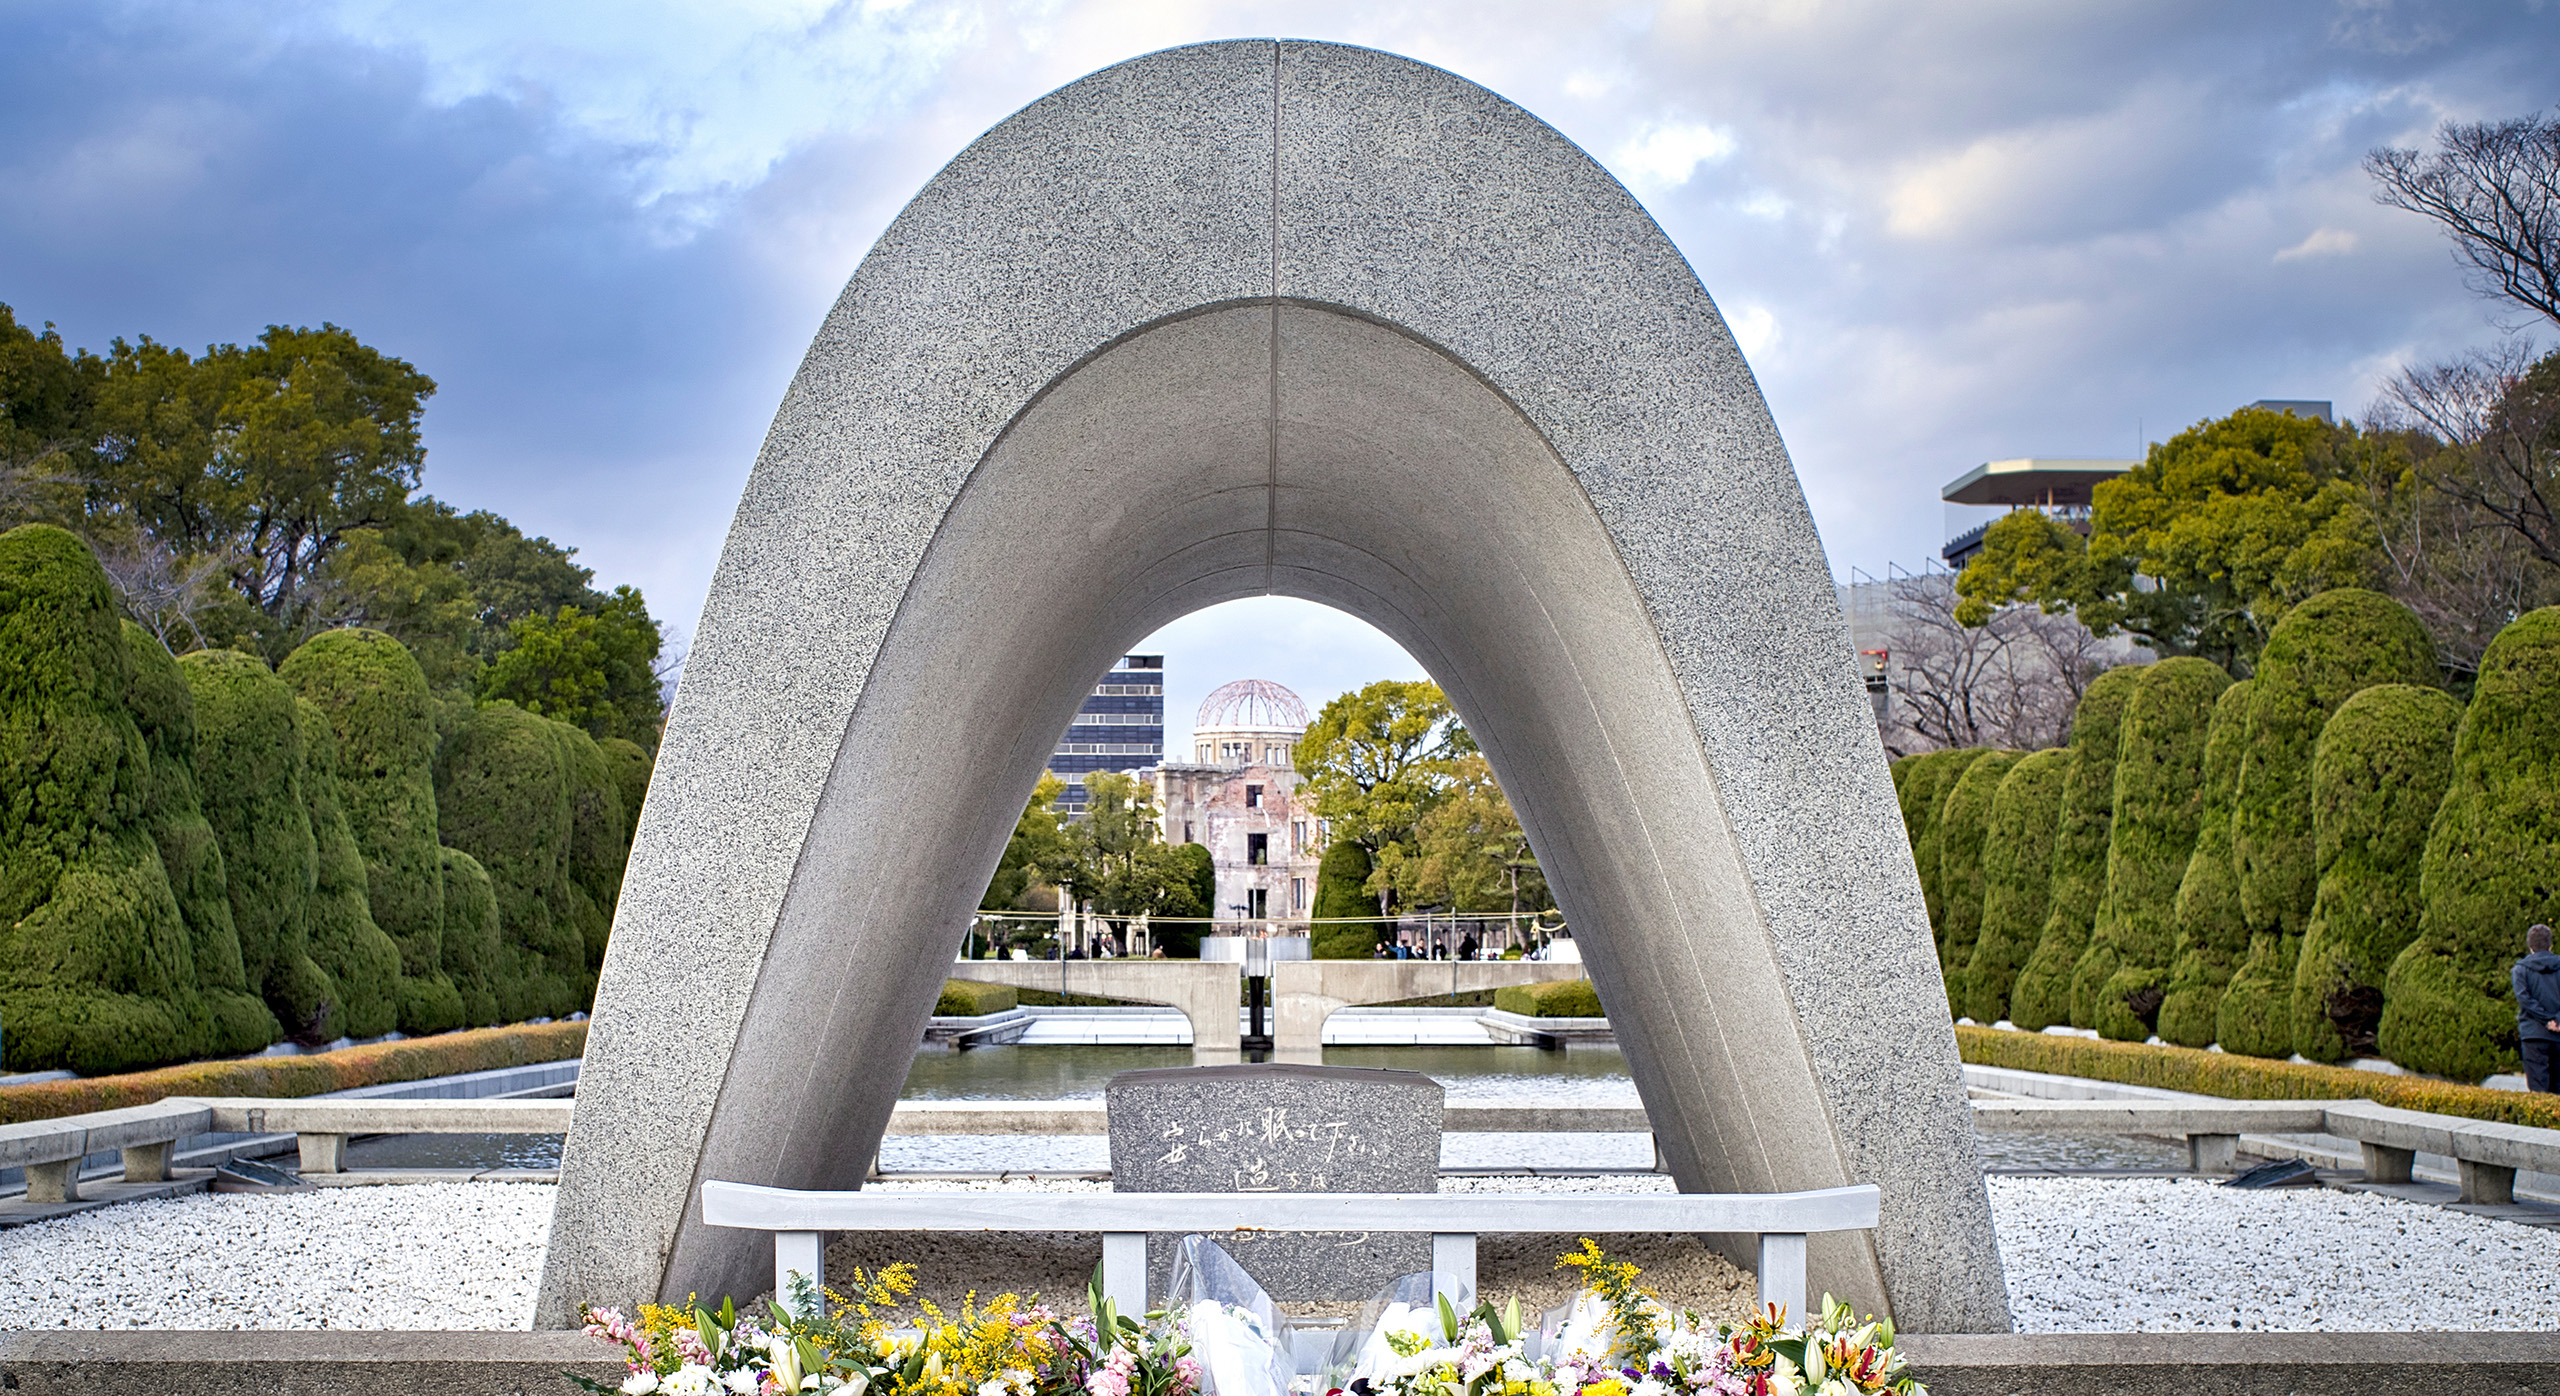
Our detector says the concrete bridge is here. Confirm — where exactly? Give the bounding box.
[945,958,1587,1064]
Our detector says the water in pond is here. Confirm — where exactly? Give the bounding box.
[897,1043,1640,1101]
[341,1131,566,1170]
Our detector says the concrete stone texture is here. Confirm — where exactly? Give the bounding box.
[1107,1064,1441,1297]
[541,39,2006,1332]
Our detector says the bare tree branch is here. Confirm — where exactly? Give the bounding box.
[2368,112,2560,329]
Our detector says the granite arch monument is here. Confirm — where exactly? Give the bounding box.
[537,39,2009,1333]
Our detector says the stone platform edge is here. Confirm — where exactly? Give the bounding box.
[9,1331,2560,1395]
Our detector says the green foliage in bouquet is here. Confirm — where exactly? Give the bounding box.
[2155,681,2253,1048]
[2381,606,2560,1081]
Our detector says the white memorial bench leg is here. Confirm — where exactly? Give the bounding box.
[298,1132,347,1174]
[1756,1232,1805,1322]
[122,1141,175,1183]
[775,1231,826,1315]
[1432,1232,1477,1306]
[2186,1133,2237,1174]
[23,1158,80,1204]
[1101,1232,1147,1318]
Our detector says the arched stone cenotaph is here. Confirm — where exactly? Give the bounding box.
[538,40,2010,1333]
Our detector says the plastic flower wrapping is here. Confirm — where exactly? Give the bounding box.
[575,1263,1201,1396]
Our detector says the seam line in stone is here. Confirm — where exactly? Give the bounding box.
[1265,39,1280,592]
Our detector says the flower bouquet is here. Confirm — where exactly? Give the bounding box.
[575,1263,1203,1396]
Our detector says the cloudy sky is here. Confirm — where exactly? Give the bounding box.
[5,1,2553,743]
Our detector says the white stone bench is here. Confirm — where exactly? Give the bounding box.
[1968,1098,2560,1201]
[0,1101,213,1203]
[699,1180,1881,1324]
[190,1097,573,1173]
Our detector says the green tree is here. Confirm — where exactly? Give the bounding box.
[2155,680,2255,1047]
[2380,607,2560,1079]
[1394,753,1549,915]
[2220,590,2440,1057]
[476,587,666,751]
[123,620,277,1055]
[436,700,586,1020]
[281,629,464,1035]
[600,737,653,849]
[1957,408,2390,672]
[1934,750,2019,1016]
[0,526,206,1072]
[2010,663,2146,1030]
[557,720,630,973]
[88,325,435,657]
[294,698,403,1039]
[1311,838,1385,959]
[1961,748,2069,1024]
[2080,657,2233,1040]
[0,306,101,525]
[1299,680,1471,915]
[983,773,1073,913]
[1069,772,1203,929]
[182,647,338,1038]
[2289,684,2463,1062]
[1160,842,1216,958]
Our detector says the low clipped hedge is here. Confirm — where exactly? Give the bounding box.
[1493,978,1603,1018]
[1953,1024,2560,1130]
[0,1021,587,1126]
[935,980,1019,1016]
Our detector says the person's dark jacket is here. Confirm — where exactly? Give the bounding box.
[2517,951,2560,1042]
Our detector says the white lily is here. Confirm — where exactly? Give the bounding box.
[621,1372,660,1395]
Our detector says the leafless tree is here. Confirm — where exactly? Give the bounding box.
[94,532,232,651]
[1870,566,2124,756]
[2366,343,2560,672]
[2369,111,2560,330]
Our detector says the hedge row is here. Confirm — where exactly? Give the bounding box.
[934,980,1020,1016]
[0,525,650,1074]
[1494,978,1603,1018]
[1953,1024,2560,1130]
[0,1021,587,1126]
[1911,591,2559,1080]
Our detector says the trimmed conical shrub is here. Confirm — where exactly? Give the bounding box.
[183,648,337,1039]
[1935,750,2020,1016]
[124,621,277,1056]
[2221,590,2438,1058]
[281,629,463,1036]
[2156,680,2254,1048]
[2010,664,2147,1030]
[1312,839,1382,958]
[2289,684,2463,1062]
[0,526,204,1073]
[437,700,584,1020]
[557,721,628,983]
[1903,748,1992,942]
[294,698,403,1039]
[2380,607,2560,1080]
[2081,658,2233,1040]
[1963,748,2068,1025]
[600,736,652,850]
[438,845,504,1027]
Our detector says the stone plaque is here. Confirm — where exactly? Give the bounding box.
[1106,1063,1443,1300]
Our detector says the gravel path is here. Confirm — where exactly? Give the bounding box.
[1989,1176,2560,1332]
[6,1174,2556,1332]
[0,1182,552,1330]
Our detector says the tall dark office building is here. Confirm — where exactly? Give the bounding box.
[1051,654,1164,817]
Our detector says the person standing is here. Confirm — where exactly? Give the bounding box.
[2516,924,2560,1093]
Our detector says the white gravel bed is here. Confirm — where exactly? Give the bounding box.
[0,1182,552,1330]
[1989,1176,2560,1331]
[9,1172,2555,1332]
